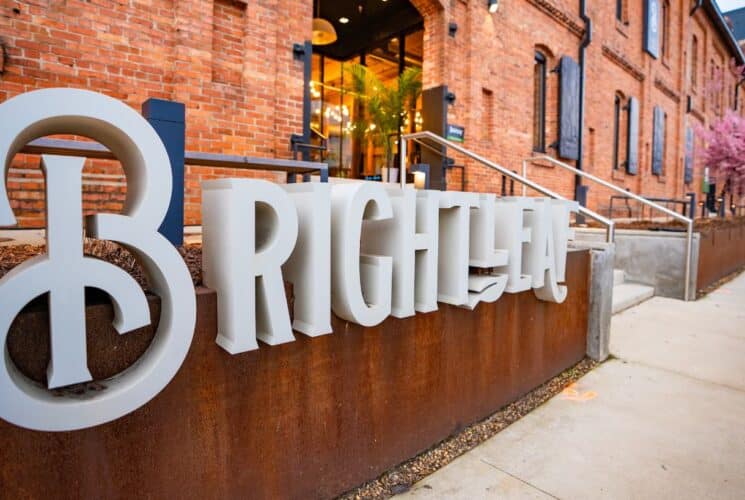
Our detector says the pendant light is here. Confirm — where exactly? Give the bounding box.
[312,0,337,46]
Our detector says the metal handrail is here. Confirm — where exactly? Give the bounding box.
[523,154,694,301]
[399,131,616,245]
[22,137,329,178]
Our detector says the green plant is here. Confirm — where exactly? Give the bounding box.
[346,64,422,167]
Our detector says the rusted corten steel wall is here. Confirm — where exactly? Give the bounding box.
[0,250,590,499]
[697,223,745,292]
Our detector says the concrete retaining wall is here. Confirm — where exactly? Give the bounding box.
[575,228,699,301]
[571,240,614,361]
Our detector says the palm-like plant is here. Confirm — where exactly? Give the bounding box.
[346,64,422,168]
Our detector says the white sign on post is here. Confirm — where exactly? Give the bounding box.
[0,89,579,432]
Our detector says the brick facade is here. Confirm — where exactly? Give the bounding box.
[0,0,742,226]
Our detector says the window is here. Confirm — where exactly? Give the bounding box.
[533,52,547,152]
[690,36,698,89]
[661,1,670,60]
[481,88,494,141]
[612,93,628,171]
[651,106,666,176]
[612,95,622,170]
[710,60,716,112]
[616,0,625,23]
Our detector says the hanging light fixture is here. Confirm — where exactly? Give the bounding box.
[487,0,499,13]
[312,0,337,46]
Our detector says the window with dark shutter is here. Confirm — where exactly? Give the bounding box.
[533,52,547,152]
[627,97,639,175]
[558,56,580,160]
[684,126,694,184]
[644,0,660,59]
[652,106,666,176]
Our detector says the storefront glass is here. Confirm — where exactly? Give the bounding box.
[310,28,423,179]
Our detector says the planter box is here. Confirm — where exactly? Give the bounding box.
[697,223,745,292]
[0,251,590,499]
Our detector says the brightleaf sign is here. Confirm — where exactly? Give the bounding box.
[0,89,578,432]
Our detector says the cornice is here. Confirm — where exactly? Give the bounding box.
[602,45,645,82]
[527,0,585,38]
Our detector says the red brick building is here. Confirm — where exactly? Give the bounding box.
[1,0,743,226]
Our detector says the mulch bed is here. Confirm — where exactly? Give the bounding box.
[337,357,598,499]
[0,239,203,291]
[584,215,745,232]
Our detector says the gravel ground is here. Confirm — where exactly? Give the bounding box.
[337,357,598,500]
[697,267,745,298]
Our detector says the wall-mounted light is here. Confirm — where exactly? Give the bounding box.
[448,22,458,37]
[488,0,499,13]
[445,92,456,105]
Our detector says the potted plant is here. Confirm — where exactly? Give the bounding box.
[346,64,422,180]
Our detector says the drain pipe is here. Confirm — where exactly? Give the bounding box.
[575,0,592,210]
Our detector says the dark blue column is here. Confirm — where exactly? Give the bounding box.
[142,98,186,246]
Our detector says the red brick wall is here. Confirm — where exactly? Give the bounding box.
[0,0,742,227]
[0,0,309,227]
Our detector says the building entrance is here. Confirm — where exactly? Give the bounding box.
[308,0,424,180]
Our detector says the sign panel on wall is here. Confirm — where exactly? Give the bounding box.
[445,124,465,143]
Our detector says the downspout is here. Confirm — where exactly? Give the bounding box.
[576,0,592,200]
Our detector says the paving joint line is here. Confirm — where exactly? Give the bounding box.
[478,458,561,500]
[606,356,745,395]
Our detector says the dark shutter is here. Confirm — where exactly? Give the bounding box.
[684,126,694,184]
[644,0,660,58]
[626,97,639,175]
[651,106,665,176]
[558,56,580,160]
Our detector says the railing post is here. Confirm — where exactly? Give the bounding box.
[399,136,407,190]
[142,98,185,247]
[686,192,696,220]
[575,184,588,225]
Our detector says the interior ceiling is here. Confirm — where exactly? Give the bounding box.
[315,0,424,60]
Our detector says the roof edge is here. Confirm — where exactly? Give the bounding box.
[703,0,745,66]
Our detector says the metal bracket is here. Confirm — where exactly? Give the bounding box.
[292,43,306,61]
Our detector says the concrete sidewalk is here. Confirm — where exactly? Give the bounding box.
[399,272,745,499]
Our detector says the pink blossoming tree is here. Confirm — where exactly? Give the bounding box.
[696,59,745,208]
[695,109,745,196]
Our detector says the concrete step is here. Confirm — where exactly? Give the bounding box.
[612,283,655,315]
[613,269,625,286]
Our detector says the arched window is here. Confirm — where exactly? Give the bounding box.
[690,36,699,89]
[612,94,623,170]
[533,51,547,152]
